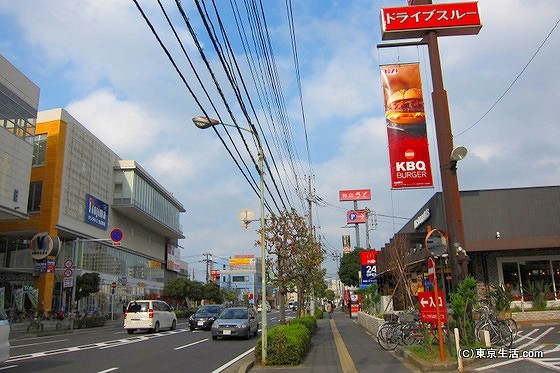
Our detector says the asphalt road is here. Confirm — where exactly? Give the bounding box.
[3,310,289,373]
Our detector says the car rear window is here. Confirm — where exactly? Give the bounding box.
[127,301,150,313]
[221,308,247,319]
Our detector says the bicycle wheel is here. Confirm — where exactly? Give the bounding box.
[377,323,400,351]
[401,322,423,346]
[496,320,513,348]
[503,318,518,340]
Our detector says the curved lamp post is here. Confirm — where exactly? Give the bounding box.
[192,116,268,364]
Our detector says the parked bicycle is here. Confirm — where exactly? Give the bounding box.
[474,305,515,348]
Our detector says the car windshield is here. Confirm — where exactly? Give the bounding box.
[220,308,248,319]
[197,306,222,315]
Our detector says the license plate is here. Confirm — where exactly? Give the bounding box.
[223,329,231,335]
[197,321,204,326]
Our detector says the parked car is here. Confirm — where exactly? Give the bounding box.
[0,310,9,364]
[124,300,177,334]
[257,302,271,313]
[289,301,299,311]
[211,307,259,340]
[188,304,225,331]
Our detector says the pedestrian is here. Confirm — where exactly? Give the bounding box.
[325,301,333,319]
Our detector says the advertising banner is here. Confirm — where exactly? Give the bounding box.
[339,189,371,201]
[359,250,378,288]
[85,194,109,230]
[381,63,433,189]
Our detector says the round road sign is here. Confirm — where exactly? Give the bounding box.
[110,228,123,243]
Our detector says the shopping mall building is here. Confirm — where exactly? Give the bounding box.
[0,55,186,316]
[377,186,560,306]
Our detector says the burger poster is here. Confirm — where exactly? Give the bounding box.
[381,63,433,189]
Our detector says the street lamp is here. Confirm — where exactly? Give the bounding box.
[192,116,268,364]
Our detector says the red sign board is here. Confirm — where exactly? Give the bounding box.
[347,210,367,224]
[360,250,378,266]
[381,2,482,40]
[339,189,371,201]
[418,291,447,322]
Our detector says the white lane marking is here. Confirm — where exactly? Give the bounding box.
[0,365,18,370]
[97,368,119,373]
[210,347,255,373]
[174,339,208,350]
[11,339,69,348]
[6,329,188,362]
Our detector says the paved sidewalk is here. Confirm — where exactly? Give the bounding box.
[225,309,416,373]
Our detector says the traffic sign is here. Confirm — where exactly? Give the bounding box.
[64,269,73,278]
[418,291,447,322]
[110,228,123,243]
[427,257,436,284]
[111,282,117,289]
[64,259,73,269]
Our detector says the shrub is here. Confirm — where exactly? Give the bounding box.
[450,276,478,345]
[314,309,324,319]
[485,283,514,312]
[255,323,311,365]
[289,315,317,334]
[73,316,106,329]
[525,280,550,311]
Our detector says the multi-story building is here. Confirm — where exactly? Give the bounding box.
[219,255,263,306]
[0,107,186,315]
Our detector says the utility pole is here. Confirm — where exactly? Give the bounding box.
[203,252,212,283]
[306,176,316,316]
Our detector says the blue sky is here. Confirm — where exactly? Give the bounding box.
[1,1,559,281]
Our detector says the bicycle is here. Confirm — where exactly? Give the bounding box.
[474,306,513,348]
[26,318,44,333]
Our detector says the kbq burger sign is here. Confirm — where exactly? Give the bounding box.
[378,2,482,189]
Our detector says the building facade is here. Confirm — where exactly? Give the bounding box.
[0,108,186,316]
[378,186,560,305]
[218,255,263,306]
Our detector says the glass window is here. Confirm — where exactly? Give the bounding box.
[32,134,47,166]
[27,181,42,212]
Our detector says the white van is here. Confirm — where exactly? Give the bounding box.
[124,300,177,334]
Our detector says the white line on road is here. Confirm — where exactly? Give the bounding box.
[97,368,119,373]
[174,339,208,350]
[11,339,69,348]
[211,347,255,373]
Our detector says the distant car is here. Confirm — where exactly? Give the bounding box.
[257,302,271,313]
[289,301,299,311]
[0,310,9,363]
[188,305,225,331]
[124,300,177,334]
[211,307,259,340]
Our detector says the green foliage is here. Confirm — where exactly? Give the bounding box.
[73,315,106,329]
[485,283,513,312]
[358,283,381,315]
[338,248,363,287]
[76,272,101,301]
[202,282,222,304]
[289,315,317,334]
[314,309,324,319]
[255,323,311,365]
[525,280,550,311]
[450,276,478,345]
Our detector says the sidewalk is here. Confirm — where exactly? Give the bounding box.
[225,309,416,373]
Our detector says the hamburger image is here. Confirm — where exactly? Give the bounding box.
[385,88,425,125]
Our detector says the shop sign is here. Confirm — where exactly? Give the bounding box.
[381,2,482,40]
[413,208,431,230]
[85,193,109,230]
[30,232,61,260]
[339,189,371,201]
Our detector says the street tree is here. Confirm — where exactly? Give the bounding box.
[76,272,101,311]
[263,208,325,321]
[338,248,363,287]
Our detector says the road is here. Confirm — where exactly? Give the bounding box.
[2,310,290,373]
[465,325,560,372]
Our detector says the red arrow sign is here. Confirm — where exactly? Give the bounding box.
[417,291,447,322]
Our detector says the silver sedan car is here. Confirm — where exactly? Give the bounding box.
[211,307,259,340]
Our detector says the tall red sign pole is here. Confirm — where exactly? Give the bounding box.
[380,0,482,291]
